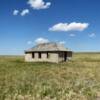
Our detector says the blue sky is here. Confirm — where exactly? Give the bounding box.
[0,0,100,55]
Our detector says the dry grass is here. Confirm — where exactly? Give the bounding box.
[0,53,100,100]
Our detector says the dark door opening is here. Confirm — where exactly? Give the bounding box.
[64,52,67,61]
[32,52,34,58]
[38,52,41,58]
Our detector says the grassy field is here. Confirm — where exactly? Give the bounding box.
[0,53,100,100]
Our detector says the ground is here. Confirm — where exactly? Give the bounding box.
[0,53,100,100]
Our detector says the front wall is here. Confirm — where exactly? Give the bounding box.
[49,53,59,63]
[25,52,59,63]
[34,53,38,60]
[25,51,72,63]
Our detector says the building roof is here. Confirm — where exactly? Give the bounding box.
[25,43,71,52]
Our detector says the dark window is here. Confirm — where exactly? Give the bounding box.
[32,52,34,58]
[38,52,41,58]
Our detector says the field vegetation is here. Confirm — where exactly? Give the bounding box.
[0,53,100,100]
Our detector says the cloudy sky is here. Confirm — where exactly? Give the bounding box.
[0,0,100,55]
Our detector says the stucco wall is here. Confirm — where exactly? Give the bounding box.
[25,51,72,63]
[49,53,59,63]
[25,52,59,63]
[25,53,32,62]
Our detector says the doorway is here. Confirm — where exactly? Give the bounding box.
[64,52,67,61]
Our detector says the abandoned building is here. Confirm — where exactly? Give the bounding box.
[25,43,72,63]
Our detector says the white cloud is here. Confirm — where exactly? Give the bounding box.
[13,10,19,15]
[49,22,89,32]
[89,33,96,38]
[27,0,51,10]
[59,41,66,45]
[21,9,29,16]
[69,33,75,37]
[32,38,66,46]
[35,37,49,44]
[27,41,33,45]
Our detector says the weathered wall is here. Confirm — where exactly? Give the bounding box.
[25,51,72,63]
[49,53,59,63]
[25,53,32,62]
[25,52,59,63]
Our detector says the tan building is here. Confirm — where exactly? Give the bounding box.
[25,43,72,63]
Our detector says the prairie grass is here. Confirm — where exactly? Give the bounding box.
[0,53,100,100]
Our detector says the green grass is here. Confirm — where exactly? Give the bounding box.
[0,53,100,100]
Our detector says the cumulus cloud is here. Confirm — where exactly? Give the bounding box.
[13,10,19,15]
[21,9,29,16]
[69,33,75,37]
[27,0,51,10]
[29,38,66,46]
[27,41,33,45]
[59,41,66,45]
[35,37,49,44]
[49,22,89,32]
[89,33,96,38]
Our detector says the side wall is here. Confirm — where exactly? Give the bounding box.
[58,51,73,62]
[25,52,59,63]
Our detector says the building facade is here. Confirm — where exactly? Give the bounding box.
[25,43,72,63]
